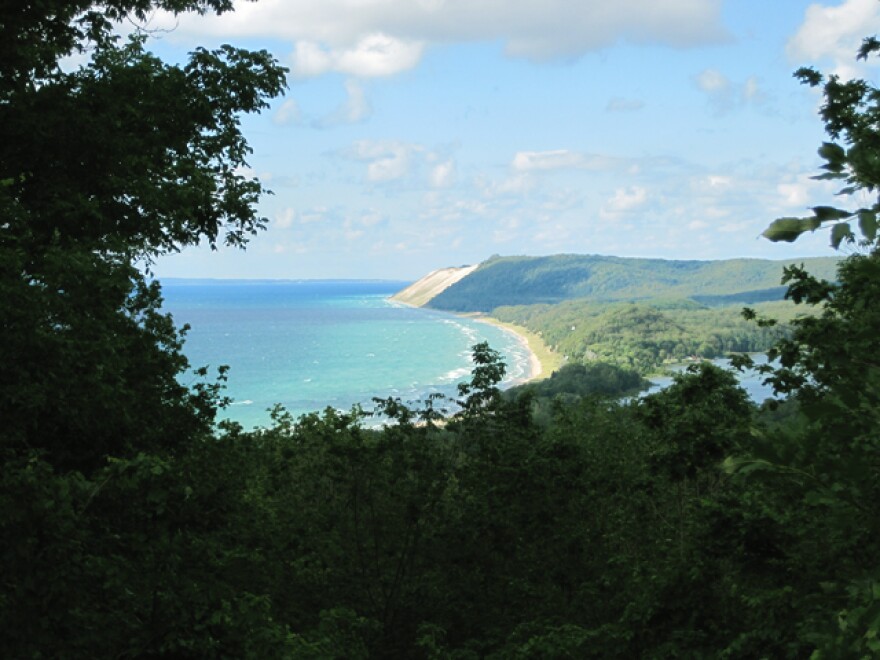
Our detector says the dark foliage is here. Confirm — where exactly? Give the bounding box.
[494,298,801,374]
[2,3,879,658]
[0,1,286,472]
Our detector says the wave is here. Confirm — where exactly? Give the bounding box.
[168,283,529,429]
[439,367,471,382]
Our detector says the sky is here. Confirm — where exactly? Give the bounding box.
[144,0,880,280]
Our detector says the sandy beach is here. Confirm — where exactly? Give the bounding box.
[469,315,563,385]
[388,265,560,385]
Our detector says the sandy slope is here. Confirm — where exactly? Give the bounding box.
[390,264,478,307]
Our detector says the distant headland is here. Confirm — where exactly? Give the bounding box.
[392,253,840,312]
[391,253,841,381]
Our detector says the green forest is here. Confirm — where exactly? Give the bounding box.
[426,253,839,313]
[492,299,804,374]
[3,2,880,658]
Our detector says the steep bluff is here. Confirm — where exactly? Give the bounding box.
[390,265,478,307]
[394,254,841,312]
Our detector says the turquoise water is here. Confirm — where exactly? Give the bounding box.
[161,280,532,429]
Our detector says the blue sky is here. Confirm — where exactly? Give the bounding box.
[146,0,880,280]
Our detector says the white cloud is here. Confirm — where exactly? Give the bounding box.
[344,141,458,186]
[513,150,584,171]
[342,80,371,121]
[542,189,582,212]
[479,173,536,198]
[340,211,385,242]
[695,68,729,93]
[788,0,880,77]
[357,210,384,227]
[778,181,809,208]
[274,207,296,228]
[610,186,648,211]
[601,186,648,218]
[349,140,417,182]
[273,99,302,125]
[367,154,409,182]
[693,69,768,114]
[430,159,455,188]
[161,0,728,76]
[315,79,372,127]
[425,198,491,222]
[300,207,328,224]
[706,175,732,189]
[743,76,765,103]
[292,34,424,78]
[511,150,619,172]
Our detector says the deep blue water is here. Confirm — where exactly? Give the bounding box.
[160,279,532,428]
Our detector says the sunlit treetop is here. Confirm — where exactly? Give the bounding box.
[763,36,880,250]
[1,1,237,89]
[0,0,286,259]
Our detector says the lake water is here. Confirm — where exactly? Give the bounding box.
[160,279,533,429]
[644,353,777,403]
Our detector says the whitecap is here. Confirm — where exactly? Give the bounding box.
[439,367,471,382]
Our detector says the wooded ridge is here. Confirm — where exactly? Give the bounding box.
[400,253,839,312]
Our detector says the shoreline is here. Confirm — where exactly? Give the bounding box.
[387,297,560,386]
[466,314,564,385]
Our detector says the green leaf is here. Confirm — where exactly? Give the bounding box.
[795,66,823,86]
[818,141,846,166]
[804,491,838,507]
[812,206,852,222]
[858,210,878,241]
[721,456,775,476]
[858,35,880,60]
[762,216,821,242]
[830,222,853,249]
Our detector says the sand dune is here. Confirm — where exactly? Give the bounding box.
[390,264,478,307]
[390,264,555,385]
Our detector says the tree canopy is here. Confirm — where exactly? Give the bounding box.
[0,1,286,471]
[762,38,880,248]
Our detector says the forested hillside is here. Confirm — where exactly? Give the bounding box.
[494,299,803,373]
[426,253,839,312]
